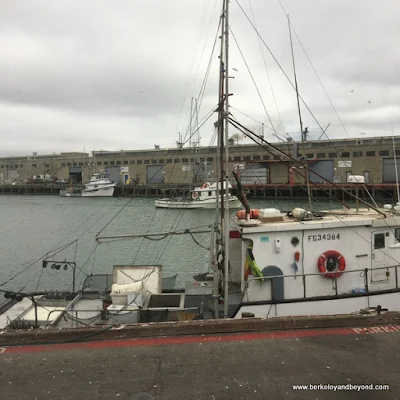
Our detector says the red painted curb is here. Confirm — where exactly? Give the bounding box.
[1,325,399,354]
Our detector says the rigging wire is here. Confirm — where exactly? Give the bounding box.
[248,0,285,133]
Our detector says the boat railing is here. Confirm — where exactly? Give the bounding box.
[244,264,400,299]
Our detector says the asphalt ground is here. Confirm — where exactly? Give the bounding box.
[1,326,399,400]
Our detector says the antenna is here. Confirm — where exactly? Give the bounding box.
[288,14,312,210]
[391,123,400,206]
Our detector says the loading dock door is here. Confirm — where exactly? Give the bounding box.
[308,160,334,183]
[105,166,121,184]
[147,165,164,184]
[382,158,400,183]
[69,167,82,183]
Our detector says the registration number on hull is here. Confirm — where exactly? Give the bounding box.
[308,233,341,242]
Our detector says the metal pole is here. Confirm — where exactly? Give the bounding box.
[392,130,400,205]
[30,296,38,329]
[210,225,219,319]
[72,263,76,292]
[223,0,230,318]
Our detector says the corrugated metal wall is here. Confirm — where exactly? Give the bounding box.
[146,165,164,184]
[382,158,400,183]
[308,160,334,183]
[269,163,289,184]
[240,163,268,185]
[105,166,121,184]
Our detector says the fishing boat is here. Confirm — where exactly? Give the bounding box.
[59,173,116,197]
[1,0,400,331]
[155,181,242,209]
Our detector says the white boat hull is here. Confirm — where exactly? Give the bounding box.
[155,196,242,209]
[234,292,400,319]
[60,185,115,197]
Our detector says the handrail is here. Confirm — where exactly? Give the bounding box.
[244,264,400,299]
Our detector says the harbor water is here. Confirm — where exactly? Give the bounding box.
[0,195,352,293]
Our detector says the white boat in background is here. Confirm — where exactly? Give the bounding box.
[155,181,242,209]
[60,174,116,197]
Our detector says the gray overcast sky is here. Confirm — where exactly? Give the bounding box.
[0,0,399,157]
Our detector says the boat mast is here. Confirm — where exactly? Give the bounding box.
[223,0,230,318]
[392,124,400,205]
[288,15,311,210]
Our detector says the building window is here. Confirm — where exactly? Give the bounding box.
[233,156,241,161]
[0,165,3,168]
[159,159,164,164]
[306,153,314,159]
[130,160,135,164]
[116,160,121,165]
[341,152,350,157]
[380,150,389,156]
[243,156,251,161]
[190,158,194,163]
[110,161,115,165]
[137,160,143,164]
[353,151,362,157]
[174,159,181,163]
[67,162,71,166]
[44,163,49,167]
[103,161,108,166]
[73,162,77,166]
[328,153,337,158]
[152,160,157,164]
[207,157,213,162]
[182,158,189,163]
[273,155,280,160]
[32,164,37,168]
[366,151,376,156]
[317,153,325,158]
[166,159,172,164]
[144,160,149,165]
[396,150,400,156]
[79,162,84,166]
[123,160,128,165]
[20,164,23,168]
[253,155,260,160]
[395,228,400,243]
[263,155,270,160]
[97,161,102,166]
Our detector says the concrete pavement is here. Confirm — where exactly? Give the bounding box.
[1,326,399,400]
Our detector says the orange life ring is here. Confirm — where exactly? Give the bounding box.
[317,249,346,279]
[192,191,199,200]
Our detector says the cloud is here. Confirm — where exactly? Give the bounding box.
[0,0,399,156]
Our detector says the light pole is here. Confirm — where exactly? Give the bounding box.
[42,260,77,292]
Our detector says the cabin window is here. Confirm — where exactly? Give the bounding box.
[395,228,400,243]
[208,191,212,196]
[374,233,385,249]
